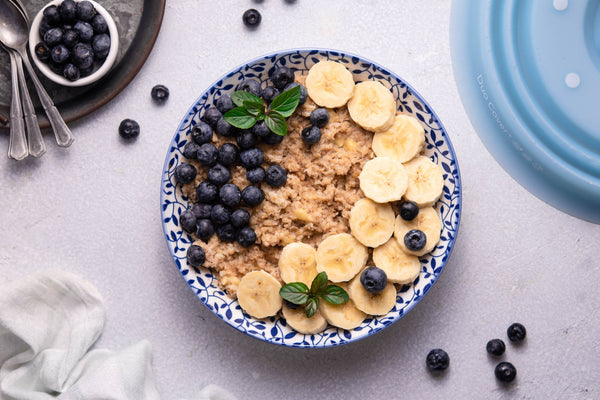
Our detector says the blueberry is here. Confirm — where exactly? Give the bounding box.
[211,204,232,225]
[173,163,197,184]
[51,45,70,64]
[180,209,197,233]
[192,203,213,220]
[217,143,239,166]
[207,164,231,186]
[196,181,219,204]
[486,339,506,356]
[39,18,53,38]
[73,21,94,42]
[426,349,450,372]
[252,120,271,138]
[239,148,264,169]
[237,226,256,247]
[219,183,241,208]
[43,27,63,47]
[284,300,299,310]
[237,79,262,98]
[216,93,234,114]
[72,43,94,69]
[265,165,287,187]
[118,119,140,139]
[203,107,222,128]
[310,108,329,128]
[79,65,93,77]
[507,323,526,342]
[195,219,215,242]
[360,267,387,293]
[236,130,257,149]
[301,126,321,144]
[216,117,235,137]
[151,84,169,103]
[92,34,111,59]
[231,209,250,227]
[34,42,51,61]
[196,143,219,167]
[183,142,199,160]
[43,5,61,26]
[91,14,108,34]
[242,9,261,28]
[62,63,80,81]
[400,201,419,221]
[49,62,64,75]
[262,131,284,145]
[270,66,295,90]
[191,121,213,145]
[77,1,96,21]
[246,167,265,184]
[186,245,206,266]
[262,86,280,103]
[58,0,78,23]
[62,30,79,48]
[404,229,427,251]
[283,82,307,105]
[241,186,265,207]
[216,223,236,242]
[494,362,517,383]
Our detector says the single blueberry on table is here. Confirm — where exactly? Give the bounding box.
[486,339,506,356]
[207,163,231,186]
[186,245,206,267]
[236,130,257,149]
[270,66,295,90]
[173,163,197,185]
[231,209,250,228]
[216,117,235,137]
[62,29,80,48]
[91,14,108,34]
[118,119,140,139]
[283,82,307,105]
[92,34,111,59]
[261,86,280,104]
[265,165,287,187]
[183,142,199,160]
[507,323,526,342]
[203,107,222,129]
[404,229,427,251]
[196,143,219,167]
[192,203,213,220]
[237,79,262,98]
[494,362,517,383]
[44,27,63,47]
[62,63,80,81]
[191,121,213,145]
[246,167,265,184]
[239,148,264,169]
[400,201,419,221]
[74,21,94,42]
[301,126,321,144]
[72,43,94,69]
[237,226,257,247]
[242,9,261,28]
[360,267,387,294]
[77,1,96,21]
[195,219,215,242]
[241,186,265,207]
[216,223,237,243]
[218,143,239,166]
[426,349,450,372]
[34,42,51,61]
[51,44,70,64]
[151,84,169,103]
[309,108,330,128]
[252,120,271,138]
[219,183,241,208]
[196,181,219,204]
[261,131,284,145]
[58,0,78,23]
[211,204,232,225]
[215,93,235,114]
[43,5,61,26]
[179,210,197,233]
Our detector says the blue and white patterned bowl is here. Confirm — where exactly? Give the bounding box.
[160,49,462,348]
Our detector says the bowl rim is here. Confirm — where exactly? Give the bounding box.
[160,47,463,348]
[28,0,119,87]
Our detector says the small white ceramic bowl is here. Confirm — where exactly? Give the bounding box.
[29,0,119,87]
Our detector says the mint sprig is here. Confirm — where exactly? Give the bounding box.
[223,84,302,136]
[279,271,349,318]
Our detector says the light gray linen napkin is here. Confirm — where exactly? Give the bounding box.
[0,270,235,400]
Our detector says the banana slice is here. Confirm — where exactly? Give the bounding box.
[237,271,282,319]
[403,156,444,207]
[393,207,442,257]
[347,81,396,132]
[372,238,421,284]
[316,233,368,282]
[319,297,366,330]
[349,198,395,248]
[305,60,355,108]
[279,242,318,286]
[359,157,408,203]
[372,114,425,163]
[281,304,328,334]
[348,271,397,316]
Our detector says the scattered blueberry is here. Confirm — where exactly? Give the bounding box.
[151,84,169,103]
[92,33,110,59]
[241,186,265,207]
[207,164,231,186]
[183,142,199,160]
[216,117,235,137]
[44,27,63,47]
[242,8,261,28]
[237,226,257,247]
[237,79,262,98]
[507,323,527,342]
[186,244,206,267]
[404,229,427,251]
[216,223,237,242]
[265,165,287,187]
[73,21,94,42]
[494,362,517,383]
[211,204,232,225]
[486,339,506,356]
[195,219,215,242]
[309,108,329,128]
[191,122,213,145]
[219,183,241,208]
[35,42,51,61]
[426,349,450,372]
[196,181,219,204]
[62,63,80,81]
[203,107,222,128]
[236,130,257,149]
[173,163,197,184]
[76,1,96,21]
[360,267,387,293]
[72,42,94,69]
[43,5,61,25]
[262,131,284,145]
[231,209,250,228]
[216,93,235,114]
[118,118,140,139]
[301,126,321,144]
[239,148,264,169]
[400,201,419,221]
[58,0,77,23]
[262,86,280,103]
[180,209,197,233]
[192,203,213,220]
[270,66,295,90]
[62,29,79,48]
[51,44,70,64]
[217,143,238,166]
[252,120,271,138]
[196,143,219,167]
[246,167,265,184]
[91,14,108,34]
[283,82,307,105]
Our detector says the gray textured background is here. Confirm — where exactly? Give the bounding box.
[1,1,600,399]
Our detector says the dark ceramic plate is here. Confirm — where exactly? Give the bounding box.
[0,0,165,128]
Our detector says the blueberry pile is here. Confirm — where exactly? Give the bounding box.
[34,0,111,82]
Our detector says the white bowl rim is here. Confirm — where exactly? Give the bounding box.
[28,0,119,87]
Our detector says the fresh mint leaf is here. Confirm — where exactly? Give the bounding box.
[310,271,328,296]
[264,111,288,136]
[223,107,258,129]
[305,295,319,318]
[243,100,265,117]
[231,91,262,107]
[269,85,301,118]
[279,282,310,305]
[320,285,349,305]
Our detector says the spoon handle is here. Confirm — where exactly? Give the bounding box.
[17,49,74,148]
[13,51,45,157]
[7,50,27,160]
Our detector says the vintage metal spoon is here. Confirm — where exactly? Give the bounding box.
[5,45,27,160]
